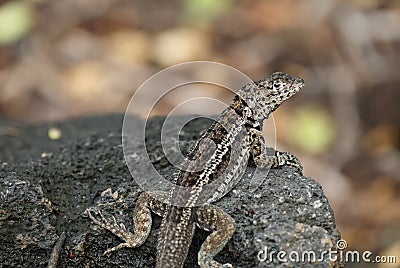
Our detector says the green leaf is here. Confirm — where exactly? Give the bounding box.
[0,1,35,45]
[290,104,336,154]
[183,0,234,26]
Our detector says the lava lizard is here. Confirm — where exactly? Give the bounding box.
[87,72,304,267]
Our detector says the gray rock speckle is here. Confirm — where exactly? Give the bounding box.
[0,176,58,267]
[0,114,341,267]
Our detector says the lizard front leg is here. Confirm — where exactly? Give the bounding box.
[249,128,303,173]
[86,191,167,255]
[195,205,235,268]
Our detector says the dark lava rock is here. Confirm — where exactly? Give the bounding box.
[0,114,341,267]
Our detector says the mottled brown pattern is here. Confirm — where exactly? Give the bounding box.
[86,72,304,267]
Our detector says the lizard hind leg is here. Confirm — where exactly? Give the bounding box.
[86,191,167,255]
[195,205,235,268]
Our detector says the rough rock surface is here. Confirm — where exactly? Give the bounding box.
[0,114,341,267]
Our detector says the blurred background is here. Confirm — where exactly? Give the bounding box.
[0,0,399,266]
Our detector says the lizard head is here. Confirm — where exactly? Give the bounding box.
[240,72,304,120]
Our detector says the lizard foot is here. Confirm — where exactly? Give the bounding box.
[199,259,233,268]
[275,151,303,174]
[86,208,138,255]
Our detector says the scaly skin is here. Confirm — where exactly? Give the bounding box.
[87,72,304,267]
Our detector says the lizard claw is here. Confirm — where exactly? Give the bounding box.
[86,207,115,230]
[86,206,144,254]
[199,259,233,268]
[275,151,303,174]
